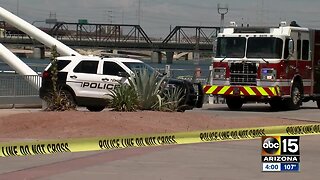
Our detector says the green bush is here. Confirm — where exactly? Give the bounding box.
[44,90,76,111]
[44,46,75,111]
[109,83,138,112]
[160,86,186,112]
[128,68,166,110]
[109,68,186,112]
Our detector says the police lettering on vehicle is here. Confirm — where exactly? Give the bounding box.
[81,82,120,90]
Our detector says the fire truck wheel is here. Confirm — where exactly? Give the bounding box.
[226,97,243,111]
[286,82,303,110]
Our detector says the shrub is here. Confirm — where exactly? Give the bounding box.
[128,68,166,110]
[160,86,186,112]
[44,46,75,111]
[109,68,186,112]
[109,83,138,112]
[44,90,76,111]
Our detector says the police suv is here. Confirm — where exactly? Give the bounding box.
[39,56,204,111]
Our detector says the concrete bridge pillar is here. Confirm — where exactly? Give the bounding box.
[33,46,45,59]
[187,52,193,60]
[151,51,162,64]
[166,51,174,64]
[112,49,118,54]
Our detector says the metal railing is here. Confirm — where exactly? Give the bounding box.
[0,74,42,106]
[0,67,224,107]
[160,65,225,104]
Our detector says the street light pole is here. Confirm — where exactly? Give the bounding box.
[108,10,113,24]
[16,0,19,16]
[217,4,229,32]
[138,0,141,25]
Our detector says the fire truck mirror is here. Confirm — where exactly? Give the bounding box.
[288,39,294,57]
[213,39,217,56]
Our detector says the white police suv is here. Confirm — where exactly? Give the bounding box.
[39,56,204,111]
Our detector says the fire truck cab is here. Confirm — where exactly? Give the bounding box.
[204,21,320,110]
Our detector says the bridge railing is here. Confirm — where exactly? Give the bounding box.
[0,21,218,51]
[0,74,41,106]
[49,22,152,44]
[162,26,220,45]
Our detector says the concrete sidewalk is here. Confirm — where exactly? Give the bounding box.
[0,108,41,118]
[0,136,319,180]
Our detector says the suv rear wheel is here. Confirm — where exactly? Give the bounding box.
[61,90,76,109]
[86,106,105,112]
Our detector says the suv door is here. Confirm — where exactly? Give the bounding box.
[67,60,100,98]
[98,61,128,97]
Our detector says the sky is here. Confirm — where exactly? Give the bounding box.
[0,0,320,37]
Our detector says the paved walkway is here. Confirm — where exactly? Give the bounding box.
[0,136,319,180]
[0,104,320,179]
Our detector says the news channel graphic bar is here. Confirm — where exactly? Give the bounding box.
[261,136,300,156]
[261,136,300,172]
[261,156,300,162]
[262,163,300,172]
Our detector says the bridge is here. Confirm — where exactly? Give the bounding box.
[0,21,219,62]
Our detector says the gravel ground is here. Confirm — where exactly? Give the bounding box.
[0,109,311,141]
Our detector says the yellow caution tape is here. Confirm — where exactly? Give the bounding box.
[1,123,320,157]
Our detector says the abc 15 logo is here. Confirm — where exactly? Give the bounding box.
[261,136,300,156]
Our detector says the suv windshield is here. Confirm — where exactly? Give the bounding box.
[247,37,283,58]
[216,37,246,58]
[123,62,156,75]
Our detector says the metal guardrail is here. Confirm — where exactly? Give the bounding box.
[161,65,226,105]
[0,67,224,107]
[159,65,225,104]
[159,65,210,84]
[0,74,41,105]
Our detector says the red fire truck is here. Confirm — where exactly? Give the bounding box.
[204,21,320,110]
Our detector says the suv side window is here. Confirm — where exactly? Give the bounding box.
[103,61,126,75]
[57,60,71,70]
[73,60,99,74]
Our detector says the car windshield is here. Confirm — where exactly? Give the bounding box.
[216,37,246,58]
[123,62,156,75]
[247,37,283,58]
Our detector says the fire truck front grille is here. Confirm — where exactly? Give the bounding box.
[230,63,257,86]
